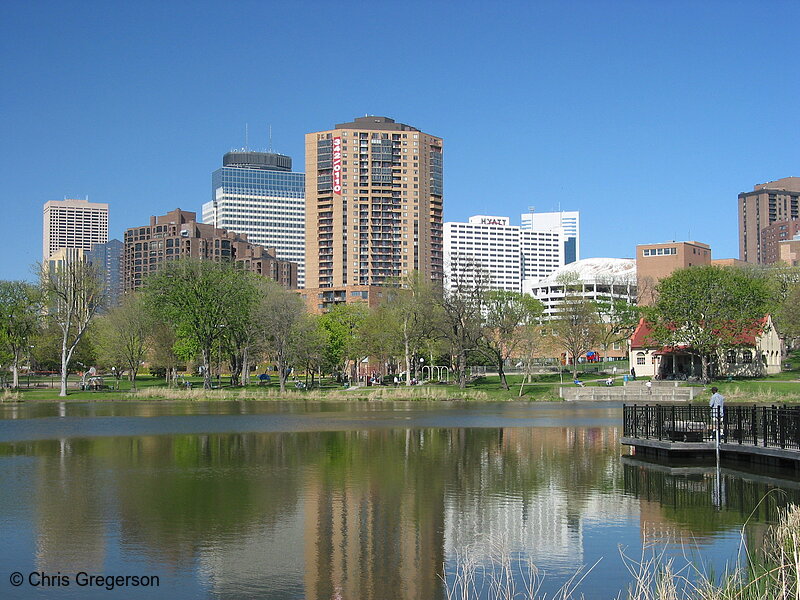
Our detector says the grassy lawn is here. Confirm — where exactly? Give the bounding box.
[3,355,798,404]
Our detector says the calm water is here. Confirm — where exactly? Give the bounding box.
[0,401,797,599]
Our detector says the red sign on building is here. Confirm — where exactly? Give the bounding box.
[332,137,342,195]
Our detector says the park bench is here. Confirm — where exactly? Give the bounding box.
[664,420,706,442]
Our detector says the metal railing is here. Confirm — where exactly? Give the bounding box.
[623,404,800,451]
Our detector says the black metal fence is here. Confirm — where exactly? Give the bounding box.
[623,404,800,451]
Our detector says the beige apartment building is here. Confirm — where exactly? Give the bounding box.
[760,219,800,264]
[779,234,800,266]
[636,241,711,305]
[123,208,297,291]
[738,177,800,263]
[303,116,443,312]
[43,198,109,261]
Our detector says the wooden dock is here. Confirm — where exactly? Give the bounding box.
[622,404,800,470]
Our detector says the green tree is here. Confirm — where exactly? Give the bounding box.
[0,281,42,388]
[479,290,543,390]
[775,282,800,346]
[319,303,369,384]
[647,265,771,382]
[40,259,104,396]
[218,273,260,386]
[30,322,96,374]
[95,293,152,389]
[357,304,402,378]
[145,260,252,389]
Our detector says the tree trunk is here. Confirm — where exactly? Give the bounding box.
[202,348,212,389]
[701,354,709,384]
[278,354,286,393]
[404,330,412,387]
[497,352,509,390]
[518,371,529,397]
[59,333,69,397]
[457,351,467,389]
[240,347,249,387]
[11,352,19,389]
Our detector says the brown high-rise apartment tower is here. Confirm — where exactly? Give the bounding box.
[738,177,800,263]
[303,116,443,312]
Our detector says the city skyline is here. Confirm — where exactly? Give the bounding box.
[2,2,799,281]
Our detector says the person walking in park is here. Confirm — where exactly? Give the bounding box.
[630,367,636,380]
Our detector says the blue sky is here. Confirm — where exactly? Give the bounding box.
[2,1,799,281]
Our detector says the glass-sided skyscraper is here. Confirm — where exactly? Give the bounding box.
[203,151,306,286]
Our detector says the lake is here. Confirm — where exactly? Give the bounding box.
[0,401,797,599]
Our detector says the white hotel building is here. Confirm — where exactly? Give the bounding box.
[444,215,566,292]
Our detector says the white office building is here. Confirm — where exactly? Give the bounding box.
[43,198,109,261]
[203,151,306,286]
[521,209,580,265]
[444,215,565,292]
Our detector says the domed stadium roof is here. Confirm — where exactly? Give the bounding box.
[537,258,636,286]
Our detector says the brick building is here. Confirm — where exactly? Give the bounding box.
[123,208,297,291]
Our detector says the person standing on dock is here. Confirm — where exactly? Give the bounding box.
[710,387,725,442]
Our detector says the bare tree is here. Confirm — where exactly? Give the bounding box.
[479,290,543,390]
[40,259,104,396]
[148,321,182,386]
[288,314,329,389]
[438,257,490,388]
[387,272,439,386]
[549,273,602,380]
[592,273,640,358]
[251,279,305,392]
[95,293,152,389]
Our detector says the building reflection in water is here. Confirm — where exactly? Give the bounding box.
[8,420,800,599]
[622,456,800,547]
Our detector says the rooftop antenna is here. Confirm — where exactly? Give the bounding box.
[245,123,249,151]
[268,124,273,153]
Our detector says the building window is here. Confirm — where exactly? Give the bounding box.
[726,350,737,364]
[636,352,646,365]
[742,350,752,364]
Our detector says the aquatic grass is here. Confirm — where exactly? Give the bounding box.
[622,503,800,600]
[131,385,488,402]
[442,539,597,600]
[443,505,800,599]
[1,388,21,402]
